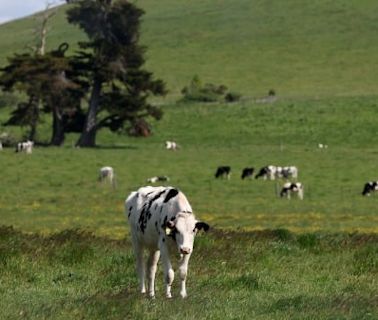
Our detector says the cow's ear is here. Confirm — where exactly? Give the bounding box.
[195,222,210,232]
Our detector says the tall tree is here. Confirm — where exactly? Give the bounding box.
[67,0,166,147]
[0,45,84,145]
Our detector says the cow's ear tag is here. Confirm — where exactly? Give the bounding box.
[165,227,172,236]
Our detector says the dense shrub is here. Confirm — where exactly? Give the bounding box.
[225,91,242,102]
[181,75,241,103]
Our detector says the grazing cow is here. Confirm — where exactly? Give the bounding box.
[98,166,116,188]
[126,186,209,298]
[147,176,170,184]
[255,165,277,180]
[215,166,231,179]
[280,182,304,200]
[318,143,328,149]
[15,140,34,154]
[241,167,254,180]
[362,181,378,196]
[165,141,178,150]
[281,166,298,179]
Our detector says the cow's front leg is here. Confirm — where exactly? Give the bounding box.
[147,250,160,298]
[178,253,191,298]
[160,245,174,298]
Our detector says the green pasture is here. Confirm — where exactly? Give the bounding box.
[1,96,378,236]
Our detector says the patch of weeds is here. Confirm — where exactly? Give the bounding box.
[353,245,378,275]
[272,228,295,241]
[47,241,95,265]
[297,233,320,249]
[52,272,85,284]
[229,273,259,290]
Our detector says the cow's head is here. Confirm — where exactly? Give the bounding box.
[165,213,210,255]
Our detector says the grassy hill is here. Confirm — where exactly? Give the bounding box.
[1,2,378,318]
[1,0,378,99]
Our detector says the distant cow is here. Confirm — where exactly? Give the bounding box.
[165,141,178,150]
[98,166,116,188]
[15,140,34,154]
[362,181,378,196]
[280,182,304,200]
[241,167,254,180]
[215,166,231,179]
[147,176,170,184]
[126,186,209,298]
[281,166,298,179]
[255,165,276,180]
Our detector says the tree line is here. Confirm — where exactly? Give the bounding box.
[0,0,166,147]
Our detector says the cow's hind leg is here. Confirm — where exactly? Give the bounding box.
[131,237,146,294]
[147,250,160,298]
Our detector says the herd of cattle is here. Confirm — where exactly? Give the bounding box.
[6,139,378,298]
[215,165,303,199]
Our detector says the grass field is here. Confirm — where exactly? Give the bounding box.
[1,227,377,320]
[1,0,378,318]
[1,97,378,319]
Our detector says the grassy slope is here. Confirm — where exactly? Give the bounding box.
[1,0,378,98]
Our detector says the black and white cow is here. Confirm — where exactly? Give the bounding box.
[255,165,276,180]
[15,140,34,154]
[147,176,170,183]
[241,167,254,180]
[98,166,116,188]
[165,141,178,150]
[215,166,231,179]
[126,186,209,298]
[280,182,304,200]
[281,166,298,179]
[362,181,378,196]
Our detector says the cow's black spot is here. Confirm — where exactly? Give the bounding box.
[162,238,165,242]
[138,189,167,233]
[161,215,168,229]
[164,188,179,203]
[128,206,133,218]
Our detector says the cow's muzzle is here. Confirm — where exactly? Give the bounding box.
[180,247,191,255]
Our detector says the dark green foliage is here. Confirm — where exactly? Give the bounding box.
[67,0,167,146]
[0,92,17,108]
[272,228,294,241]
[225,91,242,102]
[297,233,320,249]
[0,44,84,144]
[181,75,240,103]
